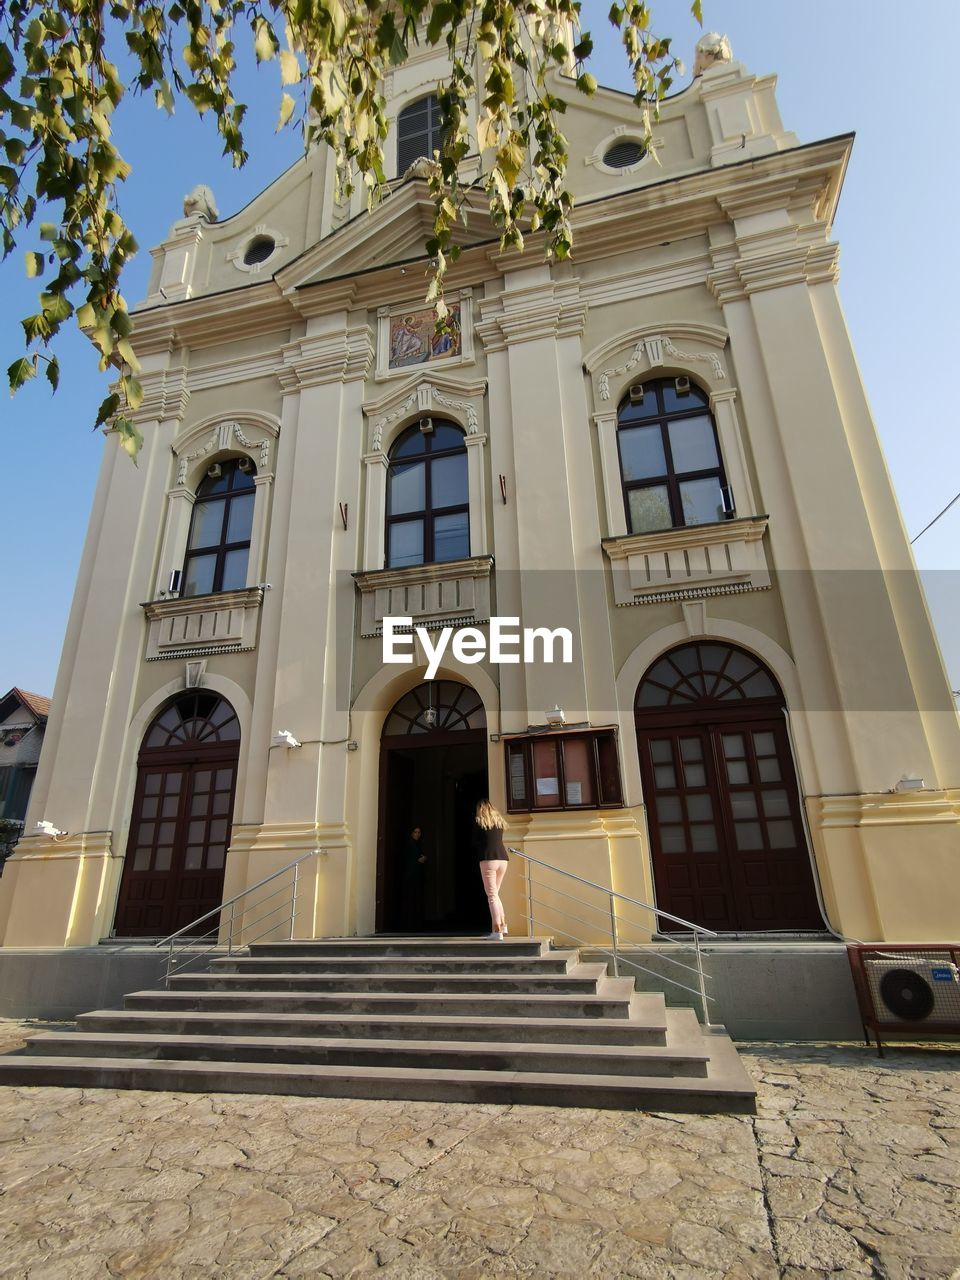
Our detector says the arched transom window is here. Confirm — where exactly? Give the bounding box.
[383,681,486,736]
[397,94,443,173]
[636,642,780,710]
[182,458,256,597]
[386,420,469,568]
[617,378,729,535]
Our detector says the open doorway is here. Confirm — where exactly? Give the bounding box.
[377,681,489,933]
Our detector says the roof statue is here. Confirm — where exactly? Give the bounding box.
[182,184,219,222]
[693,32,733,77]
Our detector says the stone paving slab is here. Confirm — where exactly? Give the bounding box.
[0,1021,957,1278]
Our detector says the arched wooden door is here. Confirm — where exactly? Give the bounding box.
[635,642,822,933]
[114,692,240,937]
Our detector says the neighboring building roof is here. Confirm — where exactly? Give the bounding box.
[0,688,51,724]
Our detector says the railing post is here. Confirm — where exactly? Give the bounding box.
[227,900,236,955]
[526,861,535,938]
[609,893,620,977]
[290,860,300,940]
[694,931,711,1027]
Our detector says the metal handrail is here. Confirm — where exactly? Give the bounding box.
[508,846,717,1027]
[157,848,324,986]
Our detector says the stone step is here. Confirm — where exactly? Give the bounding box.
[166,965,610,996]
[23,1031,711,1078]
[210,953,579,976]
[122,987,639,1020]
[0,1054,756,1113]
[77,1000,671,1046]
[246,938,551,959]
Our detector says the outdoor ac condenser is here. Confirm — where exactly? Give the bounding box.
[847,944,960,1054]
[864,955,960,1023]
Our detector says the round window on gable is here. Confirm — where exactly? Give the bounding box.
[243,235,276,267]
[603,139,648,170]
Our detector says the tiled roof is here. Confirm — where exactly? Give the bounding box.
[3,689,51,721]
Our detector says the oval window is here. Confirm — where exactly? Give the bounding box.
[243,235,276,266]
[603,140,647,169]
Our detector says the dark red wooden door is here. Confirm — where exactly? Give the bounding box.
[636,643,822,933]
[114,693,239,937]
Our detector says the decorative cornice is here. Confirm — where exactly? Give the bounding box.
[818,789,960,828]
[363,373,487,449]
[278,324,374,391]
[596,334,725,401]
[707,241,842,304]
[602,515,768,559]
[143,585,265,620]
[172,418,276,483]
[353,554,494,592]
[126,366,190,425]
[475,280,584,351]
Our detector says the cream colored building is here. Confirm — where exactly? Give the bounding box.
[2,32,958,965]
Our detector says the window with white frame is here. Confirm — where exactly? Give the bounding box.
[386,420,469,567]
[182,458,257,597]
[617,378,731,535]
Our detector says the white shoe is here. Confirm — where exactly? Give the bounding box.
[501,923,509,935]
[485,932,503,940]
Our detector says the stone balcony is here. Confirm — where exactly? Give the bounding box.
[602,516,770,607]
[353,556,494,638]
[142,586,265,660]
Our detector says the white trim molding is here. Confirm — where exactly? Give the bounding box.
[602,516,770,607]
[353,555,494,637]
[584,323,729,404]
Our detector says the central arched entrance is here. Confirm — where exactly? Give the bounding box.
[114,691,240,937]
[378,680,488,933]
[635,642,823,933]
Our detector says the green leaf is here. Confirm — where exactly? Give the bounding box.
[114,414,144,462]
[94,391,120,427]
[253,17,278,62]
[8,356,37,394]
[25,250,44,278]
[45,355,59,392]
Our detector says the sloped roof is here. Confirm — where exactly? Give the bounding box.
[0,688,51,722]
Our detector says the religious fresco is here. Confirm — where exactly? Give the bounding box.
[388,303,462,369]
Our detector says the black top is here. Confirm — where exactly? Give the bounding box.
[472,822,508,861]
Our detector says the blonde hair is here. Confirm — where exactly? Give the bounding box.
[475,799,505,830]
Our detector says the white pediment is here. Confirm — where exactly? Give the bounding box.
[275,182,498,297]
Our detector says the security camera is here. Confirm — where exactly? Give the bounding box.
[272,730,302,749]
[34,820,66,838]
[545,705,566,727]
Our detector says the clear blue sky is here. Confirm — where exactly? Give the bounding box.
[2,2,958,700]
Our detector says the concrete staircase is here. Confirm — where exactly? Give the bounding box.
[0,938,756,1113]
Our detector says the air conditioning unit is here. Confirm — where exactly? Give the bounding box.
[206,462,222,479]
[848,944,960,1054]
[864,954,960,1024]
[237,456,253,474]
[628,384,645,405]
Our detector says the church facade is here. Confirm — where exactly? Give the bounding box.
[2,33,958,956]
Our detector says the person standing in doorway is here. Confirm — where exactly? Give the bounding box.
[473,800,509,940]
[400,824,428,931]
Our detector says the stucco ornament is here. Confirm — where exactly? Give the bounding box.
[693,32,733,77]
[183,184,219,222]
[402,157,438,181]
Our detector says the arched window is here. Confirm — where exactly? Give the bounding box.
[386,421,469,568]
[397,94,443,173]
[617,378,729,535]
[182,458,256,597]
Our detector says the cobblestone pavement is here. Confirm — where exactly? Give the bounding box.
[0,1022,956,1278]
